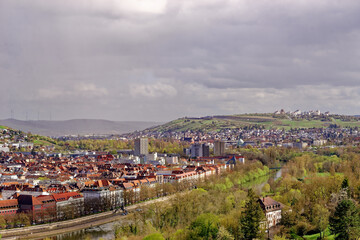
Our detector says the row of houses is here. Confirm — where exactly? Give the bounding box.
[0,162,233,224]
[0,191,83,223]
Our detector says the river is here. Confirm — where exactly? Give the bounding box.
[43,169,282,240]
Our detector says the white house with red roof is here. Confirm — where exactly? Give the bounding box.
[52,192,84,220]
[81,180,123,214]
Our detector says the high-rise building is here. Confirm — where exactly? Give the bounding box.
[202,144,210,157]
[190,143,210,158]
[190,143,202,158]
[214,140,226,156]
[134,138,148,156]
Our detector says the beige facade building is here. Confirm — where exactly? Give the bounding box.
[258,197,283,228]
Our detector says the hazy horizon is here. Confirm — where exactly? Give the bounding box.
[1,1,360,121]
[0,117,162,122]
[3,109,356,122]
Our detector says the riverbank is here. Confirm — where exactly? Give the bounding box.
[0,194,176,240]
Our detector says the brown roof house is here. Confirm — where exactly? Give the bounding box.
[258,197,284,228]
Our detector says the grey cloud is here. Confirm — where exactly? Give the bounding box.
[1,0,360,121]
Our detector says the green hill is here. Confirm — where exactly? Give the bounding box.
[144,113,360,133]
[0,125,57,147]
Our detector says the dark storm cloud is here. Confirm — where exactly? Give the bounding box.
[1,0,360,121]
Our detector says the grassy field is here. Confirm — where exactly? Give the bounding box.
[0,125,8,129]
[290,228,335,240]
[304,228,335,240]
[147,114,360,133]
[33,139,54,146]
[315,172,343,177]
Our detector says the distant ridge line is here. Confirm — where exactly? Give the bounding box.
[0,119,161,137]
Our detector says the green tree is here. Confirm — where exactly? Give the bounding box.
[280,209,297,229]
[329,199,360,240]
[341,177,349,189]
[173,229,188,240]
[262,183,271,194]
[143,232,165,240]
[220,210,242,240]
[188,213,219,240]
[239,188,264,240]
[216,226,234,240]
[312,204,329,239]
[0,215,5,229]
[273,235,287,240]
[341,177,351,198]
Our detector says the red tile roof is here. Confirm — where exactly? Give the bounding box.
[52,192,83,202]
[0,199,18,208]
[37,195,55,204]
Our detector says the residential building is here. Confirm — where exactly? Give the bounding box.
[214,140,226,156]
[82,180,123,214]
[258,197,283,228]
[18,195,56,223]
[134,138,148,156]
[165,155,179,164]
[0,199,18,216]
[313,139,327,146]
[52,192,84,220]
[189,143,209,158]
[293,142,308,149]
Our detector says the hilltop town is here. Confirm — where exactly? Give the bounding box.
[123,111,360,151]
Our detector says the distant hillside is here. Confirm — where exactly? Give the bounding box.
[142,114,360,133]
[0,119,160,137]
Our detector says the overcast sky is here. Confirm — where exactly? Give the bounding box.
[1,0,360,121]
